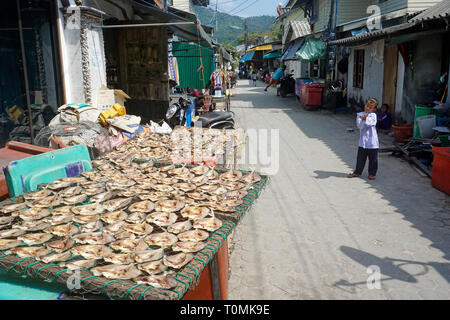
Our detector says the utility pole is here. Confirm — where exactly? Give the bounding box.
[244,19,248,51]
[215,0,219,42]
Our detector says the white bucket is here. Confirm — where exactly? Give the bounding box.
[417,115,436,138]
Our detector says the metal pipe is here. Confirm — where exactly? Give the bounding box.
[95,21,196,28]
[16,0,34,144]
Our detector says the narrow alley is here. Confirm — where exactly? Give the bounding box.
[228,79,450,299]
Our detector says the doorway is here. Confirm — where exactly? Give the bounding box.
[382,45,398,118]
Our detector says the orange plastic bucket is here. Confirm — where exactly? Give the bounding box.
[432,147,450,195]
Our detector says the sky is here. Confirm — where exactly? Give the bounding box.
[207,0,288,17]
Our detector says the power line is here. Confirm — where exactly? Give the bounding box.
[229,0,259,15]
[224,0,252,15]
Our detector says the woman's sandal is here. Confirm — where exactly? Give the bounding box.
[347,173,360,178]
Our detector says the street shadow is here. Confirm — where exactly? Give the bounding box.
[313,170,349,179]
[333,246,450,293]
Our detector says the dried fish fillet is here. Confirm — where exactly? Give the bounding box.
[47,181,73,190]
[44,223,79,237]
[71,203,104,216]
[180,206,209,220]
[131,249,164,264]
[172,241,206,253]
[14,219,51,232]
[39,251,72,264]
[109,239,148,253]
[125,212,146,224]
[80,220,102,233]
[91,264,142,280]
[137,260,168,275]
[8,246,50,258]
[0,202,28,214]
[123,223,153,236]
[173,183,195,192]
[163,253,193,269]
[73,232,115,245]
[57,177,87,184]
[71,245,113,260]
[220,170,242,182]
[72,214,99,224]
[23,189,53,200]
[0,239,23,250]
[146,211,178,227]
[155,200,184,213]
[198,184,218,193]
[62,194,88,205]
[51,206,73,215]
[60,259,96,270]
[138,192,168,202]
[60,186,82,198]
[46,214,74,225]
[167,220,192,234]
[29,195,61,208]
[177,229,209,242]
[19,207,51,221]
[18,233,53,246]
[0,216,14,225]
[101,210,128,225]
[152,184,174,192]
[133,273,177,289]
[103,221,126,235]
[185,192,207,201]
[144,232,178,248]
[193,217,223,232]
[45,237,74,253]
[103,253,133,265]
[0,228,24,239]
[103,197,133,212]
[128,200,155,213]
[190,165,210,175]
[83,185,106,196]
[90,191,113,203]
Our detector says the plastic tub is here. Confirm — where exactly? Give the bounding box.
[392,124,413,143]
[413,105,438,138]
[432,147,450,195]
[417,115,436,138]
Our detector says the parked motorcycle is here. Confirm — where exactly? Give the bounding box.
[278,71,296,97]
[166,96,235,129]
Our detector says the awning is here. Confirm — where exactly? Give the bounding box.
[221,47,232,62]
[296,38,327,62]
[246,44,273,52]
[239,51,255,63]
[263,51,281,59]
[280,40,304,60]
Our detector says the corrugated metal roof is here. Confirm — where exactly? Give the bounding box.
[410,0,450,22]
[290,21,312,39]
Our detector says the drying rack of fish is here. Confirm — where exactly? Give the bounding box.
[0,158,268,300]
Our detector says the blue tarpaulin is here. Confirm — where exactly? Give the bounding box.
[280,40,304,61]
[239,51,255,63]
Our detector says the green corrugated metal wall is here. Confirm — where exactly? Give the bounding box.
[172,42,215,89]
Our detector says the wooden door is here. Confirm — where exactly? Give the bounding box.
[382,45,398,116]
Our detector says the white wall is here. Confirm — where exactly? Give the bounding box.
[347,42,384,110]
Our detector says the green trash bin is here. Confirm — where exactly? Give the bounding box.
[438,134,450,147]
[413,105,440,138]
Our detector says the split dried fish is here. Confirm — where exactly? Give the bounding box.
[190,175,209,186]
[173,183,195,192]
[152,184,174,192]
[14,219,51,232]
[146,211,178,227]
[47,181,73,190]
[211,187,228,196]
[221,181,246,191]
[62,194,88,205]
[198,184,218,193]
[80,220,102,233]
[46,214,74,225]
[101,210,128,225]
[193,217,223,232]
[167,220,192,234]
[155,200,185,213]
[172,241,206,253]
[0,202,28,214]
[138,192,168,202]
[133,273,177,289]
[104,197,133,212]
[103,221,126,235]
[109,239,148,253]
[73,232,114,245]
[83,185,105,196]
[0,239,23,250]
[168,167,189,176]
[220,170,242,182]
[128,200,155,213]
[57,176,87,184]
[39,250,72,264]
[71,244,113,260]
[19,208,51,221]
[8,246,50,258]
[29,195,61,208]
[125,212,146,224]
[0,216,14,225]
[45,237,74,253]
[60,259,96,270]
[160,177,179,185]
[18,233,53,246]
[185,192,207,201]
[105,178,136,191]
[23,189,53,200]
[59,186,83,198]
[163,252,193,269]
[147,172,167,180]
[44,223,79,237]
[190,165,210,175]
[90,191,113,203]
[91,264,142,280]
[72,203,104,216]
[177,229,209,242]
[103,253,134,265]
[131,248,164,264]
[137,260,167,275]
[123,223,153,236]
[180,206,209,220]
[144,232,178,248]
[72,214,99,224]
[210,204,236,213]
[50,206,73,215]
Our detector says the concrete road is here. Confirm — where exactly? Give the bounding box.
[227,79,450,299]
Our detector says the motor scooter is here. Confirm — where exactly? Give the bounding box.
[278,71,296,97]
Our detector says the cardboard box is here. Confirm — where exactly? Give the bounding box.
[96,86,131,112]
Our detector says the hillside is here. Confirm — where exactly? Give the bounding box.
[193,5,276,45]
